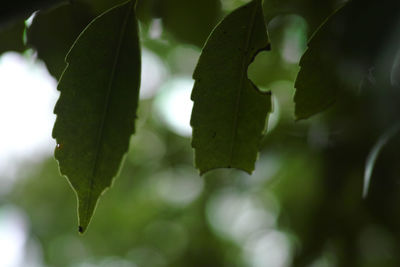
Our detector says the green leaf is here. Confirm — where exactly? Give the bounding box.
[0,21,26,55]
[0,0,65,26]
[190,0,272,174]
[294,0,400,119]
[160,0,221,46]
[27,2,94,78]
[79,0,128,15]
[293,5,346,120]
[52,0,141,233]
[76,0,159,24]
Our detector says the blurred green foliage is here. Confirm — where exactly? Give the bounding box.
[1,0,400,266]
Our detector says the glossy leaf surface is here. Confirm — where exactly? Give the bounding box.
[53,0,141,233]
[191,0,272,174]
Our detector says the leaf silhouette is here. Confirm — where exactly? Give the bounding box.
[293,5,346,120]
[190,0,272,174]
[294,0,400,119]
[52,0,141,233]
[27,2,94,79]
[0,20,26,55]
[262,0,338,31]
[160,0,221,46]
[0,0,65,26]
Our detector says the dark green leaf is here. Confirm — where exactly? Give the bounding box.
[293,5,347,120]
[190,0,272,174]
[0,21,26,55]
[27,2,94,78]
[79,0,128,15]
[52,0,141,233]
[0,0,65,26]
[160,0,221,46]
[294,0,400,119]
[77,0,159,24]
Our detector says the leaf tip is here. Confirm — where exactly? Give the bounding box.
[77,192,100,235]
[294,114,307,122]
[198,166,254,176]
[198,166,214,176]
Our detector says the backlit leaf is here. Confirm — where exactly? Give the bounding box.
[27,2,94,79]
[52,0,141,233]
[190,0,272,174]
[160,0,221,46]
[293,5,346,120]
[294,0,400,119]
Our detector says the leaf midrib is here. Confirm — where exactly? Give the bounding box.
[228,2,259,167]
[84,1,134,223]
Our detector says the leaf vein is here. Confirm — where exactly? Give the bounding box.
[228,2,259,166]
[84,0,134,224]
